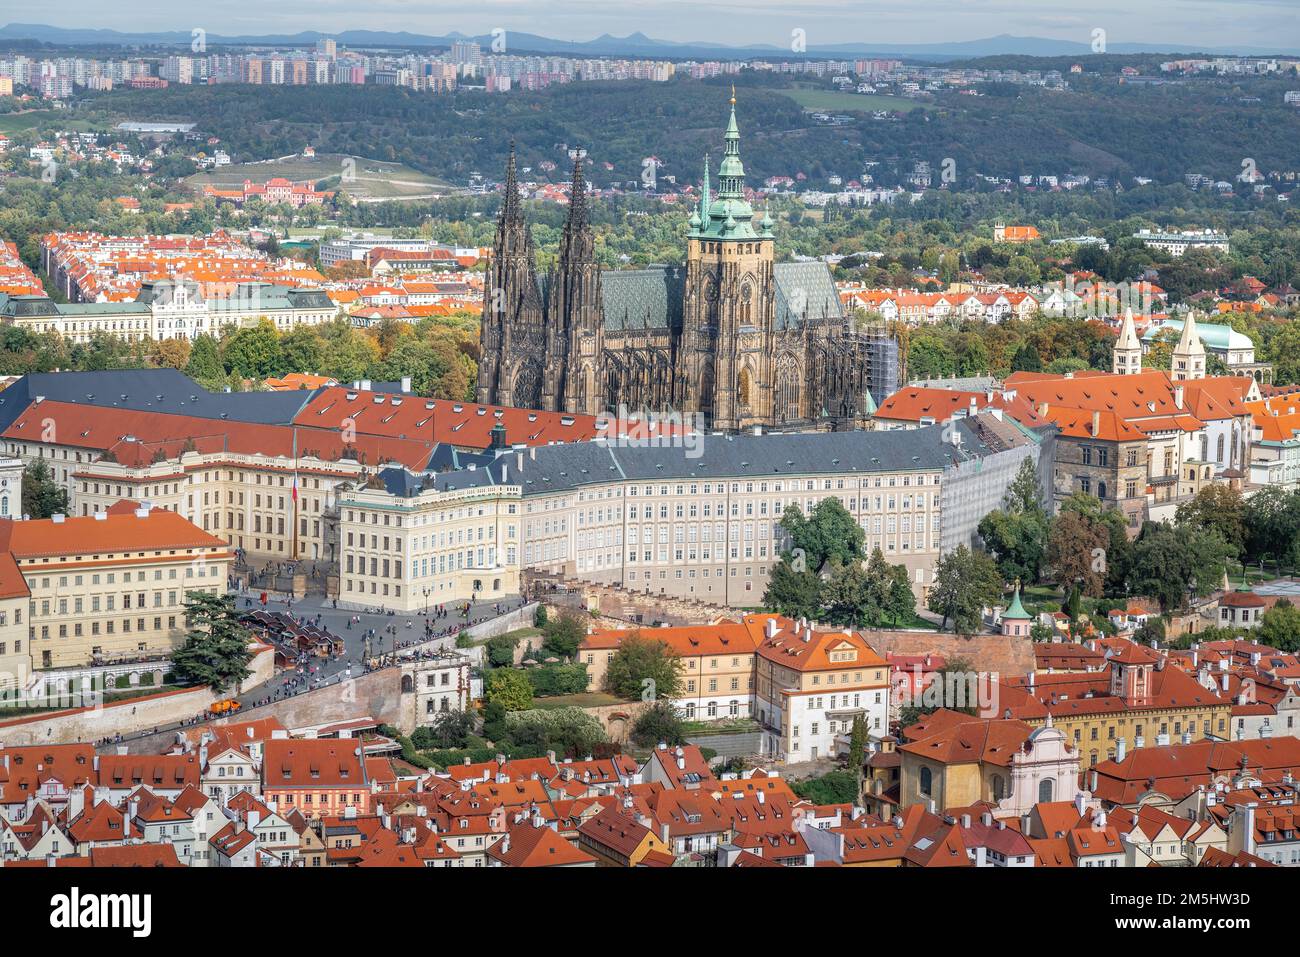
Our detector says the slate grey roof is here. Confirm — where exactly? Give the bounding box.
[0,294,60,319]
[373,462,501,497]
[773,261,842,330]
[600,267,684,332]
[372,420,998,498]
[0,369,316,433]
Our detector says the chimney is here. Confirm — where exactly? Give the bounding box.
[764,618,777,639]
[960,813,971,828]
[1091,410,1101,437]
[1174,385,1185,409]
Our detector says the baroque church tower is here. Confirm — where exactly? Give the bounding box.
[477,143,546,409]
[679,87,777,431]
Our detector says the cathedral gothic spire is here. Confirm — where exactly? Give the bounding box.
[566,148,588,227]
[500,140,523,225]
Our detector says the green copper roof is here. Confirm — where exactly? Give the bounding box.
[1003,583,1031,620]
[690,94,759,242]
[1141,319,1253,351]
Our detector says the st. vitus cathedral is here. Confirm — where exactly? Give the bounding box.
[477,93,898,431]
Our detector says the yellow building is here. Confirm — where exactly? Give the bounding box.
[1,502,230,671]
[994,641,1233,768]
[581,613,891,761]
[337,471,521,611]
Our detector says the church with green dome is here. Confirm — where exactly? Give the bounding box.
[477,93,899,431]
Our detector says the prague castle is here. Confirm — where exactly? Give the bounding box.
[477,93,898,432]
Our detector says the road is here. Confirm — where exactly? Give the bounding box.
[232,591,532,709]
[94,591,531,747]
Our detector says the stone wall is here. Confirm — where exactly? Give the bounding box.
[463,602,539,641]
[863,630,1035,678]
[230,668,407,734]
[531,575,735,628]
[0,645,275,748]
[0,686,219,748]
[687,730,764,760]
[581,700,653,745]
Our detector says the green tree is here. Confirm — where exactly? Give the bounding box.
[1176,485,1247,560]
[791,770,859,805]
[978,457,1048,585]
[1010,341,1043,373]
[540,609,586,660]
[481,699,508,742]
[21,458,68,519]
[779,498,865,571]
[762,557,823,621]
[927,546,1002,633]
[278,324,327,374]
[184,334,225,387]
[485,668,533,711]
[1259,598,1300,653]
[485,633,520,668]
[883,562,917,626]
[171,591,253,695]
[898,656,978,726]
[1130,521,1234,613]
[504,707,605,759]
[1243,487,1300,569]
[1133,617,1166,647]
[821,558,878,627]
[221,319,283,380]
[412,709,476,750]
[846,715,869,788]
[604,632,683,701]
[1045,507,1110,597]
[631,701,687,747]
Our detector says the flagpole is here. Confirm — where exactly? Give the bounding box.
[291,428,300,562]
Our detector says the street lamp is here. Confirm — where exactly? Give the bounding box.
[422,586,431,616]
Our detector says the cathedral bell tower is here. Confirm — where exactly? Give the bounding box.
[478,142,547,410]
[543,150,604,415]
[680,89,777,431]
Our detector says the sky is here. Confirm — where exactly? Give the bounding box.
[16,0,1300,50]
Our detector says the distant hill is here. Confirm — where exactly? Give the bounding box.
[2,23,1297,59]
